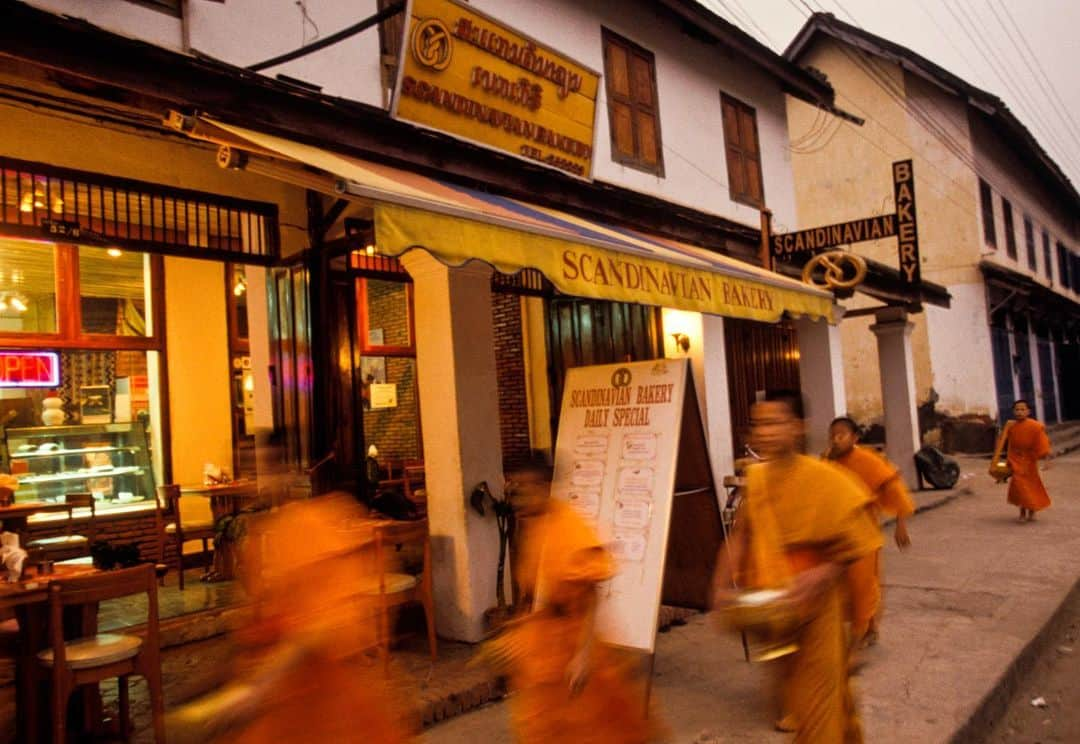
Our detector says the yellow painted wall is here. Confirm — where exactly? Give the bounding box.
[163,257,233,485]
[0,79,310,257]
[786,39,984,423]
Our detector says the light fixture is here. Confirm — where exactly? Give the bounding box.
[671,332,690,353]
[107,248,123,258]
[0,297,8,313]
[19,182,48,213]
[9,295,27,313]
[233,272,247,296]
[365,243,376,256]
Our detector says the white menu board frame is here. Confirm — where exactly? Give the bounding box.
[550,358,690,653]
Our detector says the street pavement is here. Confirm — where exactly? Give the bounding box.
[422,452,1080,743]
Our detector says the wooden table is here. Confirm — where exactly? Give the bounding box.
[181,481,259,581]
[1,562,101,743]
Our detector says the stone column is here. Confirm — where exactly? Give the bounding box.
[401,253,503,643]
[870,308,920,488]
[795,309,848,458]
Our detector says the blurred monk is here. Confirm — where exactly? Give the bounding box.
[169,494,409,743]
[826,416,914,648]
[990,399,1052,522]
[713,400,881,743]
[483,466,657,743]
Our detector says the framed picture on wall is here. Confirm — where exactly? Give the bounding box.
[80,385,112,424]
[360,356,387,411]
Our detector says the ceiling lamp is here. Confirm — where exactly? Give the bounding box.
[233,274,247,296]
[107,248,123,258]
[9,295,27,313]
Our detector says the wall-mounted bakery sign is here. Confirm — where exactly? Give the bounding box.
[392,0,600,179]
[0,351,60,388]
[769,160,921,285]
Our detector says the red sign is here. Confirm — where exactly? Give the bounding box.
[0,351,60,387]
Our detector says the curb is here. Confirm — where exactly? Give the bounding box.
[948,574,1080,743]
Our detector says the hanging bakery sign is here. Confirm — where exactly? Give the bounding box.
[769,160,921,286]
[392,0,600,179]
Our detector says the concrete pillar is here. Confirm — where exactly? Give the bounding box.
[401,253,503,642]
[795,309,847,458]
[660,309,734,484]
[870,308,920,488]
[1026,313,1046,421]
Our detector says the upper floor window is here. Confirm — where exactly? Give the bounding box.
[721,95,765,208]
[1023,216,1037,271]
[124,0,181,16]
[1002,198,1017,259]
[1042,230,1053,283]
[979,179,996,248]
[602,29,664,176]
[1058,241,1072,290]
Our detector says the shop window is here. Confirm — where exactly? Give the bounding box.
[358,276,420,466]
[979,179,996,248]
[721,94,765,208]
[1002,197,1017,259]
[0,349,163,513]
[602,29,664,176]
[1023,216,1037,271]
[0,240,57,333]
[79,247,151,336]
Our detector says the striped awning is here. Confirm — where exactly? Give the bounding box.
[203,119,833,323]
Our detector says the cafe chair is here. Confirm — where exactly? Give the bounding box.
[157,484,215,589]
[361,519,437,675]
[25,492,97,563]
[36,563,165,744]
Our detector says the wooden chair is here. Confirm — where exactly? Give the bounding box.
[157,484,214,589]
[26,492,97,562]
[36,563,165,743]
[361,519,436,674]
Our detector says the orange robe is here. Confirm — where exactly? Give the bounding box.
[507,500,652,744]
[1006,419,1052,511]
[739,456,882,744]
[833,446,915,638]
[223,496,408,744]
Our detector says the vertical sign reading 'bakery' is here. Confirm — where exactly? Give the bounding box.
[392,0,600,179]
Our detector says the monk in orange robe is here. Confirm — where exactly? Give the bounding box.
[714,401,882,743]
[169,494,410,743]
[484,469,655,744]
[990,399,1052,522]
[826,416,914,647]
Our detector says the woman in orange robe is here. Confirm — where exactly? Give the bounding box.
[485,472,655,744]
[991,400,1052,522]
[827,417,914,647]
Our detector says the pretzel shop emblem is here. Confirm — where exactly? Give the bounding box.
[411,18,453,71]
[801,251,868,291]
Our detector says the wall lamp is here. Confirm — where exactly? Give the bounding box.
[671,332,691,353]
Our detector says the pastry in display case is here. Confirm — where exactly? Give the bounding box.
[2,422,155,511]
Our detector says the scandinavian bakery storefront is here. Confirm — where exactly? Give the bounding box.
[189,117,837,642]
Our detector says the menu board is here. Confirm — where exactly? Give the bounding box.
[550,358,690,653]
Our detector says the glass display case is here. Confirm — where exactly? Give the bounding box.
[2,422,155,510]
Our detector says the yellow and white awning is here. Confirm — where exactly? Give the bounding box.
[205,120,833,323]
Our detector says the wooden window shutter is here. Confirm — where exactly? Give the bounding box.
[721,94,765,208]
[603,29,664,175]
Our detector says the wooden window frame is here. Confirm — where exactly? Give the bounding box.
[979,179,996,248]
[356,277,416,358]
[1042,230,1053,284]
[1057,241,1071,290]
[1002,197,1017,260]
[721,93,766,209]
[0,241,164,351]
[602,28,665,177]
[1023,216,1037,271]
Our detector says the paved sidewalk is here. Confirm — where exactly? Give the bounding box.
[423,452,1080,743]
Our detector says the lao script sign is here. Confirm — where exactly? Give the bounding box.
[392,0,600,179]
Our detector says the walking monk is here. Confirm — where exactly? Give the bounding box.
[713,400,881,743]
[990,399,1052,522]
[481,466,656,743]
[826,416,914,648]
